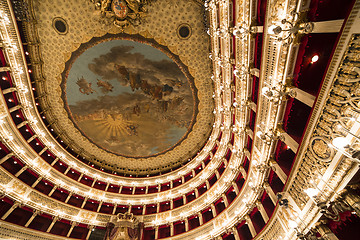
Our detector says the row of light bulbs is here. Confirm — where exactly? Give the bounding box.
[0,2,269,236]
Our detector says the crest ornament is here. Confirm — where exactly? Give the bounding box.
[309,136,333,162]
[91,0,152,31]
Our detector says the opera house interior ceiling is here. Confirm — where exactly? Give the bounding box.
[1,0,360,239]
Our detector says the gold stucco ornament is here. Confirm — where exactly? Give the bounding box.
[91,0,153,31]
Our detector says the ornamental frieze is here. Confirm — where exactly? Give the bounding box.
[288,34,360,208]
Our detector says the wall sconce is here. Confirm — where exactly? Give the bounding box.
[331,137,360,164]
[256,129,282,145]
[261,85,296,104]
[231,25,253,39]
[233,65,250,79]
[268,12,313,45]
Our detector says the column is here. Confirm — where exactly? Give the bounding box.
[91,179,97,188]
[291,87,316,107]
[154,226,159,239]
[278,130,299,153]
[48,185,58,197]
[66,222,78,237]
[316,223,339,240]
[31,176,43,188]
[0,66,11,72]
[170,199,173,210]
[2,87,17,94]
[201,161,206,169]
[16,120,28,129]
[182,195,187,205]
[246,126,254,139]
[25,210,41,227]
[264,182,277,205]
[50,157,59,166]
[65,192,73,203]
[46,216,59,232]
[38,147,48,156]
[1,202,21,220]
[9,105,21,113]
[255,200,269,222]
[232,227,241,240]
[142,205,146,215]
[245,215,257,238]
[104,182,110,192]
[81,197,88,208]
[250,68,260,78]
[269,159,288,184]
[112,204,117,215]
[312,19,344,33]
[205,180,210,189]
[239,166,247,178]
[222,193,229,207]
[215,170,220,179]
[211,203,217,217]
[244,148,251,160]
[232,181,239,194]
[246,100,257,112]
[77,173,84,181]
[198,212,203,225]
[251,26,263,33]
[0,153,14,164]
[97,201,103,212]
[26,134,37,143]
[170,222,174,236]
[86,226,94,240]
[184,219,189,232]
[63,166,71,175]
[195,188,199,198]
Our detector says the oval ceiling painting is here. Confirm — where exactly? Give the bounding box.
[64,39,195,157]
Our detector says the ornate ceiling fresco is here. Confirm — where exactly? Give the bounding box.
[62,36,197,157]
[26,0,213,174]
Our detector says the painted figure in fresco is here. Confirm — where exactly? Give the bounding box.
[76,76,96,95]
[97,79,114,93]
[115,64,177,101]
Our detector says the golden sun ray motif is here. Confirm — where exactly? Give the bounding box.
[93,114,134,139]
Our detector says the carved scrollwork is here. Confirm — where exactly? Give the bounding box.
[91,0,153,31]
[309,136,334,162]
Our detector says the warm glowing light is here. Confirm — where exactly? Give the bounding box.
[311,55,319,63]
[288,220,298,228]
[304,188,319,197]
[332,137,350,149]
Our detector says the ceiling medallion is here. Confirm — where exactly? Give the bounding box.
[61,35,197,158]
[91,0,152,31]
